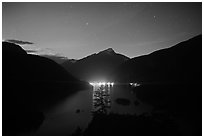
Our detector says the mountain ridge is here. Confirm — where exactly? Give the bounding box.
[62,47,130,81]
[110,34,202,83]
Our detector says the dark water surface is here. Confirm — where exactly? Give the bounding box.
[34,84,153,135]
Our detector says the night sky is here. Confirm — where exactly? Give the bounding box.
[2,2,201,59]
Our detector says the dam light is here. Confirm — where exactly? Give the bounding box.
[89,82,115,86]
[89,82,94,86]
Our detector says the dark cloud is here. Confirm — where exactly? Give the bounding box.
[5,39,34,45]
[3,39,67,59]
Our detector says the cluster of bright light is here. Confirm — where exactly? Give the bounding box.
[129,83,141,87]
[89,82,114,86]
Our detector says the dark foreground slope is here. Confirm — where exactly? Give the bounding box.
[62,48,129,81]
[2,42,89,135]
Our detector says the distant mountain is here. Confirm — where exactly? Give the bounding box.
[40,54,77,64]
[111,35,202,84]
[40,55,68,64]
[62,48,130,82]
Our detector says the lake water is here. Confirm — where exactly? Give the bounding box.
[34,84,153,136]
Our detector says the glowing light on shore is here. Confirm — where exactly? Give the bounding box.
[129,82,140,87]
[89,82,94,86]
[89,82,115,86]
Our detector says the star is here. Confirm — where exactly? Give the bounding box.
[153,15,156,18]
[86,22,89,26]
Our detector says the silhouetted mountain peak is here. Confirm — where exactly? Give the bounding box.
[98,48,115,55]
[61,47,130,81]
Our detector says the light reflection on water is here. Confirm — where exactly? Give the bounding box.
[92,84,153,115]
[92,84,112,114]
[34,84,153,135]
